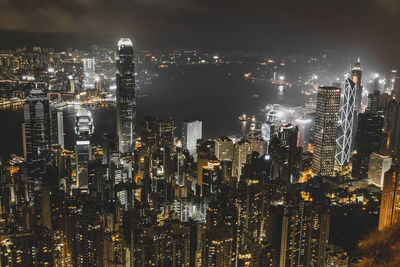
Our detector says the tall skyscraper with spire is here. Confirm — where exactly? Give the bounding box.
[23,88,51,188]
[351,59,363,145]
[353,59,363,110]
[116,38,135,154]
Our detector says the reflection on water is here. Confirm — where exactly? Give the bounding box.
[0,64,306,159]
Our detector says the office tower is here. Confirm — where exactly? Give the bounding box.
[393,74,400,98]
[261,123,271,142]
[379,165,400,230]
[83,57,95,90]
[232,139,265,179]
[67,201,104,266]
[368,153,392,187]
[381,100,400,159]
[23,89,51,184]
[74,109,94,189]
[116,38,135,154]
[141,117,157,155]
[279,124,302,183]
[280,201,330,267]
[336,78,357,166]
[372,76,380,92]
[182,118,202,156]
[102,133,119,165]
[51,109,64,147]
[352,60,363,148]
[201,159,222,196]
[280,124,299,148]
[215,136,234,162]
[312,86,341,176]
[366,90,380,114]
[296,116,313,150]
[175,149,187,187]
[156,118,175,149]
[352,59,363,113]
[130,218,190,266]
[389,69,397,93]
[204,193,237,267]
[352,113,384,179]
[196,144,213,197]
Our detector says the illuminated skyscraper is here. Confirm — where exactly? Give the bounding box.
[352,113,383,179]
[23,89,51,185]
[74,108,94,189]
[156,118,175,149]
[83,57,95,90]
[312,86,341,176]
[366,90,380,114]
[204,193,237,267]
[116,38,135,154]
[141,117,157,155]
[296,116,313,150]
[352,60,363,143]
[336,78,357,166]
[51,109,64,147]
[182,118,202,156]
[280,201,330,267]
[381,100,400,159]
[215,137,234,162]
[352,60,363,112]
[379,165,400,231]
[368,153,392,187]
[232,139,265,179]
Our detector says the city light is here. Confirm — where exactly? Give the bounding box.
[0,6,395,264]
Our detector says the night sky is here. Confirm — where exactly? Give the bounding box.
[0,0,399,67]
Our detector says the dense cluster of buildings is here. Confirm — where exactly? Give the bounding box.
[1,37,400,266]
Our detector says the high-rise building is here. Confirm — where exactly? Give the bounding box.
[116,38,135,154]
[204,193,237,267]
[51,109,64,147]
[336,78,357,166]
[232,139,265,179]
[379,165,400,230]
[392,74,400,98]
[74,108,94,189]
[23,89,51,185]
[182,118,202,156]
[312,86,341,176]
[352,113,384,179]
[295,116,313,150]
[141,117,157,155]
[366,90,380,114]
[352,59,363,113]
[279,200,330,267]
[368,153,392,187]
[352,60,363,145]
[83,57,95,90]
[157,118,175,149]
[215,137,234,162]
[279,124,302,183]
[381,100,400,160]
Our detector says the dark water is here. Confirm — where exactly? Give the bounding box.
[0,64,306,159]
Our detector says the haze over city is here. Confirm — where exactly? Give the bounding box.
[0,1,400,266]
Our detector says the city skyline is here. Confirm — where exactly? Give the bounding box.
[1,1,400,265]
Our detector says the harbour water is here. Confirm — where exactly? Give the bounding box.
[0,64,306,159]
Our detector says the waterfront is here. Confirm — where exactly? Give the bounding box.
[0,64,306,159]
